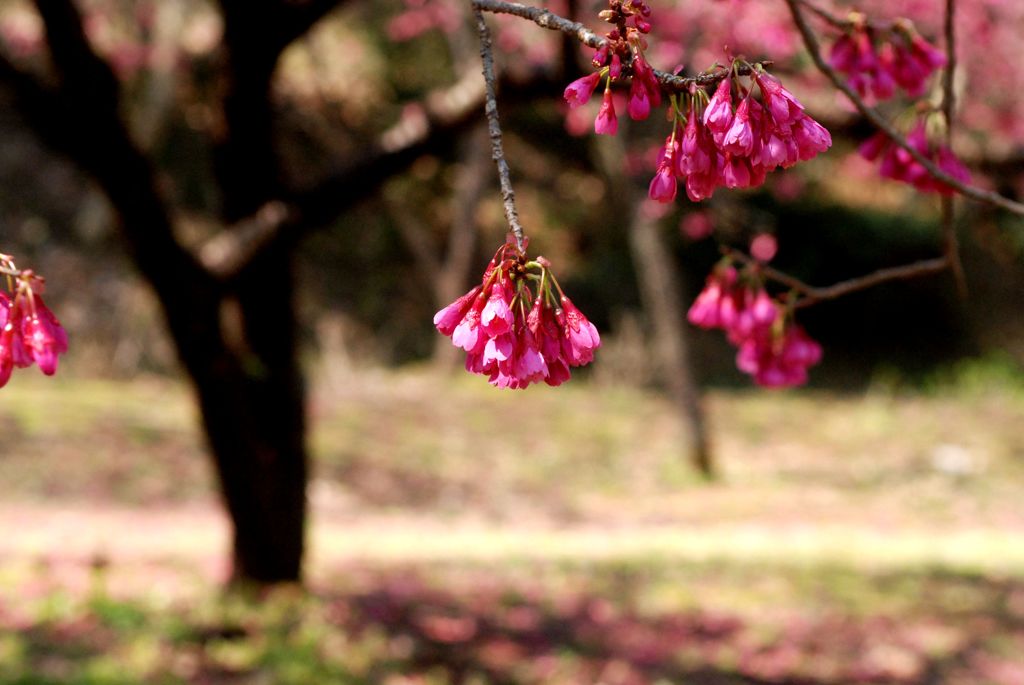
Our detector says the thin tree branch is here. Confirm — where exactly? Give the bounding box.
[726,249,950,308]
[199,202,290,278]
[475,1,605,51]
[784,0,1024,217]
[472,0,770,91]
[473,5,526,252]
[792,258,950,307]
[940,0,956,127]
[796,0,850,30]
[940,0,966,297]
[796,0,897,32]
[195,60,562,280]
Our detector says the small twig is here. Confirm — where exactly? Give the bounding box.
[473,5,526,251]
[726,248,950,308]
[783,0,1024,217]
[796,0,895,32]
[791,257,950,308]
[940,0,956,128]
[198,201,290,278]
[797,0,852,30]
[724,249,816,295]
[940,0,967,297]
[472,0,769,92]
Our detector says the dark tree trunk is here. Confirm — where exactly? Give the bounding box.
[190,255,308,583]
[148,256,307,583]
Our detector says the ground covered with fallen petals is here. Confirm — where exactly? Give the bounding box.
[1,364,1023,684]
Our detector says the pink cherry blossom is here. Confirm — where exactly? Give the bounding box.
[594,88,618,135]
[722,96,755,157]
[559,296,601,367]
[828,25,945,102]
[0,294,12,388]
[861,117,970,195]
[480,286,514,337]
[631,54,662,109]
[648,162,677,203]
[563,72,602,108]
[609,53,622,79]
[756,72,804,128]
[433,285,481,335]
[703,78,734,137]
[628,76,651,121]
[791,114,832,161]
[21,295,67,375]
[452,301,486,353]
[0,267,68,388]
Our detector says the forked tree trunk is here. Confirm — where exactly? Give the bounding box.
[9,0,458,586]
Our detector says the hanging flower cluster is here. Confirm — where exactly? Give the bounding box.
[562,0,831,203]
[859,117,970,196]
[828,20,946,102]
[0,254,68,388]
[688,259,821,388]
[562,0,659,136]
[434,238,600,389]
[648,68,832,203]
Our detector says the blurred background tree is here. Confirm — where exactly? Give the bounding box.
[0,0,1022,588]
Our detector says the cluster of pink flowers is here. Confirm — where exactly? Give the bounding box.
[688,261,821,388]
[434,240,600,389]
[829,23,946,102]
[563,0,659,136]
[859,119,970,195]
[0,258,68,388]
[648,70,832,203]
[564,2,832,202]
